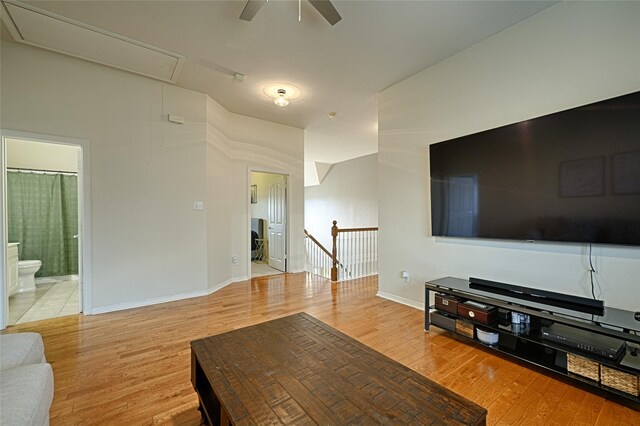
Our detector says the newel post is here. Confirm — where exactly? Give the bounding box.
[331,220,338,282]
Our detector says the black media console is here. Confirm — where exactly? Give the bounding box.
[425,277,640,405]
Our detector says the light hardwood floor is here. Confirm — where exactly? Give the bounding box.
[3,273,638,425]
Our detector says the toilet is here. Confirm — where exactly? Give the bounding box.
[18,260,42,292]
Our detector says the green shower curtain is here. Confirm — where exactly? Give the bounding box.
[7,171,79,277]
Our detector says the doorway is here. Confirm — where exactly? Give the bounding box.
[1,131,89,328]
[250,171,288,278]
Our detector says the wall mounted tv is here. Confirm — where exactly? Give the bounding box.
[430,91,640,246]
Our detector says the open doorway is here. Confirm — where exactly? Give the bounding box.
[250,171,288,278]
[1,135,84,326]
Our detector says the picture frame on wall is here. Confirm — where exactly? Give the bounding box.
[251,185,257,203]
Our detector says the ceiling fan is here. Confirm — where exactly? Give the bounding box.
[239,0,342,26]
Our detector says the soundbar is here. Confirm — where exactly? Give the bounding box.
[542,323,626,361]
[469,277,604,316]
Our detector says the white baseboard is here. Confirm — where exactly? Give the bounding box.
[90,289,210,315]
[89,278,235,315]
[232,275,249,282]
[208,278,233,294]
[376,291,425,311]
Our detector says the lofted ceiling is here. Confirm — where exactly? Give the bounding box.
[1,1,558,165]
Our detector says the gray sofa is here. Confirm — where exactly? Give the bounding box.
[0,333,54,425]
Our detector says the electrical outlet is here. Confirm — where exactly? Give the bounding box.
[193,200,204,211]
[401,271,410,282]
[232,256,238,264]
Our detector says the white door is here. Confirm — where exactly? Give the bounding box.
[268,175,286,272]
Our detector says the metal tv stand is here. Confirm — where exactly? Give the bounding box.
[424,277,640,405]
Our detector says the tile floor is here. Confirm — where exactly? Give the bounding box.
[9,278,80,325]
[251,261,283,278]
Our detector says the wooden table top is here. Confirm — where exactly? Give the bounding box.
[191,312,486,425]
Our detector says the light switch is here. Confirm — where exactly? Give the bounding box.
[193,200,204,210]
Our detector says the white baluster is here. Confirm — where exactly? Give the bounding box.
[356,231,360,278]
[368,232,371,276]
[350,232,354,279]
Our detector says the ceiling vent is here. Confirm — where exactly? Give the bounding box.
[0,1,185,83]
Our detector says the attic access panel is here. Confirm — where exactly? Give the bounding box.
[1,1,185,83]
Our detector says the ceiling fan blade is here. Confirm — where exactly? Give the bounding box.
[239,0,266,21]
[308,0,342,25]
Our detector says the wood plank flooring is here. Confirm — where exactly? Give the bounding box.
[2,272,638,425]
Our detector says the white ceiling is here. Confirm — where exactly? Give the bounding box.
[2,0,557,165]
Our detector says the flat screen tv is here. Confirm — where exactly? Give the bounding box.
[430,91,640,246]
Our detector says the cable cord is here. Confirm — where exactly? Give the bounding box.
[588,243,596,300]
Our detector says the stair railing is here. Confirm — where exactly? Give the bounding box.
[305,221,379,282]
[304,230,336,280]
[331,221,378,281]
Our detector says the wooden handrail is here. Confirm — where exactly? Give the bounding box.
[303,229,333,259]
[305,229,347,280]
[331,221,338,281]
[337,227,379,233]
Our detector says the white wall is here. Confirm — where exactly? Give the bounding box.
[0,41,209,311]
[206,98,233,292]
[1,39,304,313]
[204,97,305,282]
[305,153,378,249]
[6,138,79,172]
[230,115,305,279]
[378,1,640,311]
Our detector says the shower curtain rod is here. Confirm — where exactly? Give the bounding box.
[7,167,78,175]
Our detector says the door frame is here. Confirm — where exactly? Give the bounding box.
[247,168,290,276]
[0,129,93,329]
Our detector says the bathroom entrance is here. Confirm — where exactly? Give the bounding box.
[1,134,85,326]
[250,171,288,278]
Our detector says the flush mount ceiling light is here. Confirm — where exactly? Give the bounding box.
[263,83,301,108]
[274,89,289,107]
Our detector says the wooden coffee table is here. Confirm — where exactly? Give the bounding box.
[191,312,486,425]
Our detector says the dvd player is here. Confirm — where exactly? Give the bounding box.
[541,323,626,361]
